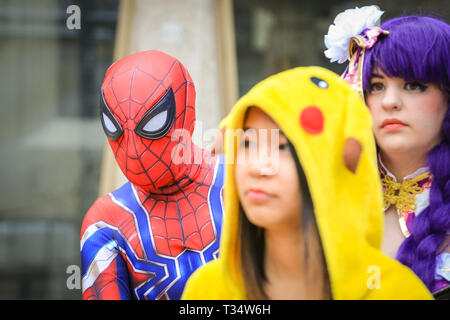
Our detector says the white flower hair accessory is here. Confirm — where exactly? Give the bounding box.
[323,5,389,100]
[324,5,384,64]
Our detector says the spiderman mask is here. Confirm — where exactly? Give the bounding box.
[100,50,198,193]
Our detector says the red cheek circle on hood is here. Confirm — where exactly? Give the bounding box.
[300,106,324,134]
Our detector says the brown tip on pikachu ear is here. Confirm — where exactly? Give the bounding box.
[343,137,362,174]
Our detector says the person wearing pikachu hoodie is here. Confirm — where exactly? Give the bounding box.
[182,66,433,300]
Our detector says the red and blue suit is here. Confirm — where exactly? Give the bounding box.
[80,50,224,300]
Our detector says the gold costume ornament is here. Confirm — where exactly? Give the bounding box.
[381,172,430,237]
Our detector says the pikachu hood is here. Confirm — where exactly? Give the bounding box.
[182,67,432,300]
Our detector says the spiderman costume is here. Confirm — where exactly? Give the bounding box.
[80,50,224,300]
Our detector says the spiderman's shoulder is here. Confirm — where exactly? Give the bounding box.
[81,192,128,236]
[86,194,117,217]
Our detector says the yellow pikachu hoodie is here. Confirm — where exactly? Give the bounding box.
[182,66,432,300]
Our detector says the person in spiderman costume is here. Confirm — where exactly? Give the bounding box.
[80,50,224,300]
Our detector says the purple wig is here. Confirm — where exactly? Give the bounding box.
[363,16,450,291]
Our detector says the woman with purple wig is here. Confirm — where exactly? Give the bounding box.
[325,6,449,296]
